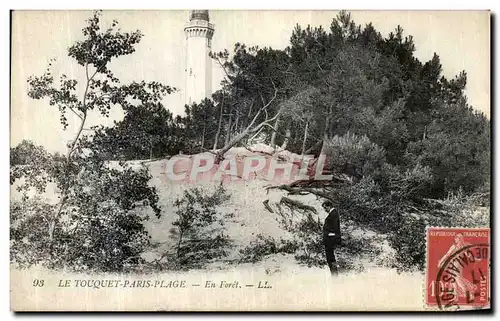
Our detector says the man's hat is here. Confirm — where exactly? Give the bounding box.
[322,201,334,208]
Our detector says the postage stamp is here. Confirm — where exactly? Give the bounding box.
[425,227,490,310]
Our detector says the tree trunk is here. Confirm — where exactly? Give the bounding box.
[304,139,324,155]
[224,108,233,146]
[246,100,253,128]
[323,116,330,140]
[270,113,280,147]
[216,126,251,163]
[234,111,239,135]
[48,220,56,241]
[324,103,333,140]
[201,122,206,149]
[301,121,309,155]
[213,93,225,151]
[242,100,254,144]
[51,65,97,243]
[281,126,291,150]
[215,90,279,162]
[176,229,184,259]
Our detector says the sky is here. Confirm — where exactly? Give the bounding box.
[11,10,490,153]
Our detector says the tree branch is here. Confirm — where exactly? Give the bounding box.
[248,83,278,129]
[280,197,317,214]
[67,106,84,120]
[266,183,339,203]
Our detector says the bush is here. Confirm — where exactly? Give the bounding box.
[387,215,428,272]
[164,186,233,270]
[291,213,325,267]
[10,198,56,268]
[10,140,62,166]
[322,135,442,271]
[387,189,489,272]
[273,202,325,267]
[274,203,385,272]
[322,133,387,180]
[239,234,298,263]
[404,102,490,197]
[443,190,490,228]
[13,11,172,272]
[10,151,161,272]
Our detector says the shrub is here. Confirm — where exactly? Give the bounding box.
[291,213,325,267]
[274,203,384,272]
[387,189,489,272]
[10,151,161,272]
[322,133,387,180]
[239,234,298,263]
[387,215,428,272]
[12,11,172,272]
[10,140,56,166]
[164,186,232,270]
[10,198,55,268]
[443,190,490,228]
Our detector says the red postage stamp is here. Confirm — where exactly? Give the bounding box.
[426,227,490,310]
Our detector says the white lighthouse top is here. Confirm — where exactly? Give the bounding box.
[190,10,210,22]
[185,10,214,34]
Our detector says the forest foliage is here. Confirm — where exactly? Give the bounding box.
[93,12,489,197]
[11,11,490,272]
[11,12,171,271]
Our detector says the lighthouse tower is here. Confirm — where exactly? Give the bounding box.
[184,10,215,106]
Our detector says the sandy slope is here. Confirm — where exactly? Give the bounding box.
[11,147,431,310]
[141,155,397,269]
[10,147,400,271]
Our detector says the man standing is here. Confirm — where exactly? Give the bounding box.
[322,201,341,276]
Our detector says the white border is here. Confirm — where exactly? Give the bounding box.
[2,0,498,10]
[2,0,498,319]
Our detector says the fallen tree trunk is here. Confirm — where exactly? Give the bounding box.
[280,197,317,214]
[267,183,339,203]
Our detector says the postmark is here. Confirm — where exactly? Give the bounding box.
[425,227,490,310]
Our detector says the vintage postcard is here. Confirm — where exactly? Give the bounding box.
[10,10,491,311]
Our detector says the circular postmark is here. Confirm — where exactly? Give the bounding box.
[435,243,490,310]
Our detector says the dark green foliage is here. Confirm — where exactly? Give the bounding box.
[387,215,429,272]
[10,141,66,191]
[166,186,232,270]
[86,11,488,200]
[239,234,298,263]
[177,11,489,200]
[272,201,327,267]
[405,101,490,196]
[10,199,56,268]
[292,215,325,267]
[12,11,171,272]
[92,10,487,273]
[10,144,161,272]
[68,13,142,72]
[274,12,488,271]
[89,103,183,160]
[273,200,386,272]
[179,99,222,153]
[388,191,489,272]
[90,11,489,203]
[322,133,387,181]
[10,140,61,166]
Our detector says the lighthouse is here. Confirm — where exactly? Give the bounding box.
[184,10,215,106]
